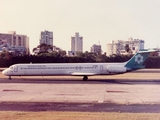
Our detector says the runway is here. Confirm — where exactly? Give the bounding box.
[0,69,160,112]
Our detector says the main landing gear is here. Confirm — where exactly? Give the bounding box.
[8,76,11,80]
[83,75,88,81]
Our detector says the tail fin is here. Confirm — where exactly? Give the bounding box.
[125,49,156,70]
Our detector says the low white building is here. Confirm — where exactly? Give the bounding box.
[0,44,27,55]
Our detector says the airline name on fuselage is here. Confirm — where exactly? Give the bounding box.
[28,65,46,68]
[24,65,99,70]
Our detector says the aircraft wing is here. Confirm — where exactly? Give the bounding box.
[71,72,97,76]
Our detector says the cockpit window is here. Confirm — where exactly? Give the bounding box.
[9,66,13,69]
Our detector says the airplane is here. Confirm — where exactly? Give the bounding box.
[2,49,156,81]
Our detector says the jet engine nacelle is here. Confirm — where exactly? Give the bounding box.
[107,66,127,73]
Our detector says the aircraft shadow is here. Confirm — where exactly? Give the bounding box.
[1,77,160,85]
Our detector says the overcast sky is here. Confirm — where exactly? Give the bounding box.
[1,0,160,52]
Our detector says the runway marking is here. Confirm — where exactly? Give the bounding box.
[106,90,127,93]
[98,100,104,103]
[2,89,24,92]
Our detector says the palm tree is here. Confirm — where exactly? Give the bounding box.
[125,44,132,54]
[125,44,130,53]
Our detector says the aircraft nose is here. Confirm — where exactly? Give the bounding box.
[2,69,8,75]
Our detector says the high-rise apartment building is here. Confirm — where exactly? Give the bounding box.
[0,31,29,54]
[40,30,53,45]
[71,32,83,52]
[106,37,145,56]
[90,44,102,55]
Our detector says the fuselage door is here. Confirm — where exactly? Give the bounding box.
[14,65,18,72]
[100,65,103,72]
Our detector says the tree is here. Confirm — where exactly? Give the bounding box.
[32,47,38,53]
[59,50,66,56]
[125,44,130,53]
[76,51,97,62]
[96,54,109,62]
[32,43,67,57]
[32,43,53,54]
[125,44,132,54]
[39,43,53,53]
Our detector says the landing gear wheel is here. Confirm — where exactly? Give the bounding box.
[9,76,11,80]
[83,76,88,81]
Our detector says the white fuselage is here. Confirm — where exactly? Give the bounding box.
[2,62,128,76]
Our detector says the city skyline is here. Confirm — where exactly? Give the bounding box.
[1,0,160,53]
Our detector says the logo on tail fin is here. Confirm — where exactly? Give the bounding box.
[135,54,144,64]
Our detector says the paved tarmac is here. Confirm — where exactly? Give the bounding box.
[0,69,160,112]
